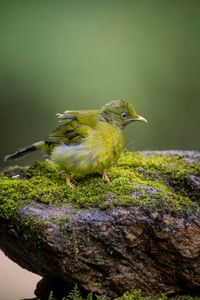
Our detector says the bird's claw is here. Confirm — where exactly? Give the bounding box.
[66,173,75,189]
[101,171,110,183]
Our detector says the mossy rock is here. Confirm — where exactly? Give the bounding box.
[0,151,200,298]
[1,150,200,219]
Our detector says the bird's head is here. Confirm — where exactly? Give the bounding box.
[100,99,147,128]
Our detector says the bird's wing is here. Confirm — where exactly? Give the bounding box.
[45,110,99,152]
[56,110,99,126]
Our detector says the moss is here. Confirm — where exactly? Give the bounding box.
[0,152,199,222]
[7,215,46,247]
[55,216,72,233]
[118,152,200,199]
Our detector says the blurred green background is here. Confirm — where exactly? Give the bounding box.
[1,1,200,169]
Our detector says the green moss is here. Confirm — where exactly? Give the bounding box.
[118,152,200,199]
[55,216,72,233]
[7,215,46,247]
[0,152,199,222]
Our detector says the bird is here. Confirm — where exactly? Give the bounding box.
[5,99,147,189]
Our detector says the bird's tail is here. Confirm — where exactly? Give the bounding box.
[4,141,45,162]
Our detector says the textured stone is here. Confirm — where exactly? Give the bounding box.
[0,151,200,298]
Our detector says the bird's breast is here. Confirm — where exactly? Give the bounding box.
[85,121,124,169]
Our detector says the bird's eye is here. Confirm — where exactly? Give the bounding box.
[121,113,127,119]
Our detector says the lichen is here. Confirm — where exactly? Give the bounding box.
[0,151,199,222]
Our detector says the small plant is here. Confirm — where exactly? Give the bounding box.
[46,287,200,300]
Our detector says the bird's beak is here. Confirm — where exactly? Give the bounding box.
[129,115,147,123]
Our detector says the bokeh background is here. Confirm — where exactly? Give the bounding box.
[0,1,200,299]
[1,1,200,171]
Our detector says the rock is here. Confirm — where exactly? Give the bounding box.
[34,278,72,300]
[0,151,200,298]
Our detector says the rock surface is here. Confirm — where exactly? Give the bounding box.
[0,151,200,298]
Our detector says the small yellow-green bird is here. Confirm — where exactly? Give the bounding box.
[5,99,147,188]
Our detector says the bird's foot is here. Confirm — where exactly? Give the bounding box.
[101,171,110,183]
[66,173,75,189]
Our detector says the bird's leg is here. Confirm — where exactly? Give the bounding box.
[66,172,75,189]
[101,171,110,183]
